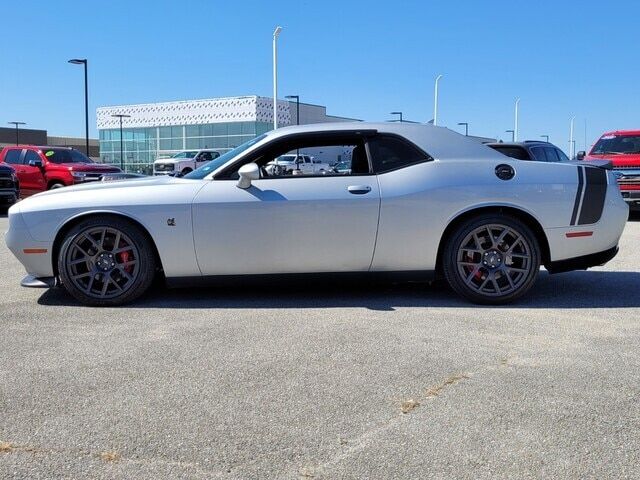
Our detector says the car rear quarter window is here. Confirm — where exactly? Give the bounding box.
[368,135,432,173]
[489,146,530,160]
[3,149,23,164]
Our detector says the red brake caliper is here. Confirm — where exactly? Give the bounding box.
[117,244,132,273]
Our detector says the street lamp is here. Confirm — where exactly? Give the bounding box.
[514,98,521,141]
[433,74,443,126]
[285,95,300,125]
[540,135,549,143]
[111,114,131,171]
[457,122,469,136]
[7,121,26,146]
[68,58,89,156]
[569,115,576,159]
[505,129,515,142]
[272,26,283,130]
[390,111,403,123]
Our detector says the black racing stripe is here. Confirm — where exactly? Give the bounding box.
[578,167,607,225]
[570,166,584,226]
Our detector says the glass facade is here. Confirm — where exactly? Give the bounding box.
[99,121,273,173]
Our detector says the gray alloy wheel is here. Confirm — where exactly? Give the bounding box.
[58,217,156,306]
[49,182,65,189]
[443,214,540,304]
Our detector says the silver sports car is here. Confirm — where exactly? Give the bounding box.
[6,122,628,306]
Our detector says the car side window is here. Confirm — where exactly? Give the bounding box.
[24,150,42,165]
[4,149,23,165]
[367,135,432,174]
[543,147,561,162]
[530,146,547,162]
[556,149,570,162]
[220,133,371,179]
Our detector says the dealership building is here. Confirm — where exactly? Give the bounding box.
[96,95,358,172]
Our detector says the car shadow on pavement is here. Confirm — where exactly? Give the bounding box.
[37,270,640,310]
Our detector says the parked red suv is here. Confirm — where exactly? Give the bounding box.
[0,146,121,197]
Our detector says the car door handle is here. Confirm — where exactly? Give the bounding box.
[347,185,372,195]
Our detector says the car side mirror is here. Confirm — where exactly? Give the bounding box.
[28,159,43,168]
[576,151,586,160]
[237,162,260,189]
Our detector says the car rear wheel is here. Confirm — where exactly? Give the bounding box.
[57,217,156,306]
[442,214,540,304]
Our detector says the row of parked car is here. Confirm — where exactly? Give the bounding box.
[2,129,640,212]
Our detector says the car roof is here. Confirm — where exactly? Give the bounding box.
[3,145,74,150]
[486,141,552,148]
[598,130,640,137]
[262,122,501,161]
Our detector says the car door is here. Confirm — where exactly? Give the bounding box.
[191,134,381,276]
[21,150,47,195]
[2,148,38,197]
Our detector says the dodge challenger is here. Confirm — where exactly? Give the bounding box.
[5,122,628,306]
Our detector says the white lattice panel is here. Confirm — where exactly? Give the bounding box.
[97,95,291,129]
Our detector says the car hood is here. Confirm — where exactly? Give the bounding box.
[60,163,122,172]
[585,153,640,168]
[30,175,177,198]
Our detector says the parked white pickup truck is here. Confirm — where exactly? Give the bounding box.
[266,154,331,176]
[153,149,223,176]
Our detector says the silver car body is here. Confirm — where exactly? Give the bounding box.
[6,122,628,286]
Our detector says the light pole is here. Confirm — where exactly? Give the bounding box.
[8,121,26,145]
[458,122,469,136]
[505,129,515,142]
[111,114,130,171]
[433,74,443,126]
[569,115,576,159]
[285,95,300,125]
[272,26,283,130]
[514,98,521,141]
[390,111,403,123]
[541,135,549,143]
[68,58,89,156]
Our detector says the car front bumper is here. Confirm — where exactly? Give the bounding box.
[5,205,55,280]
[620,190,640,210]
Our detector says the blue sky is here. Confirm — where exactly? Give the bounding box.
[2,0,638,153]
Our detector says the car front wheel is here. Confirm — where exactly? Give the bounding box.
[442,214,540,304]
[57,217,157,306]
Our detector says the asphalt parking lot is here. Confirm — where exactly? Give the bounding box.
[1,213,639,479]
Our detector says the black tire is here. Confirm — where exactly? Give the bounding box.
[57,216,157,306]
[49,182,65,190]
[181,168,193,175]
[442,214,540,305]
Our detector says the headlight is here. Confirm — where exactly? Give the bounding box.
[72,172,87,180]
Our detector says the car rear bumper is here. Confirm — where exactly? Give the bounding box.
[546,246,618,274]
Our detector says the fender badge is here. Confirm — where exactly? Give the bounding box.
[167,218,176,226]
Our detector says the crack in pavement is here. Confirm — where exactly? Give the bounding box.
[298,356,514,478]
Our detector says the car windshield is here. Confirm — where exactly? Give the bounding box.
[591,135,640,155]
[171,151,198,158]
[42,149,93,164]
[184,134,268,179]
